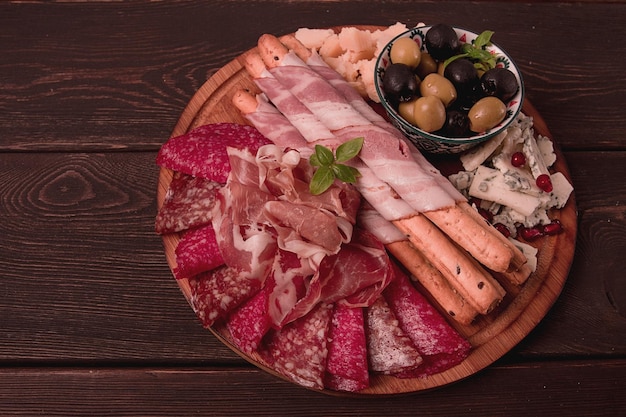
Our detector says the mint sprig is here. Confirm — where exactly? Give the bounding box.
[443,30,497,72]
[309,137,363,195]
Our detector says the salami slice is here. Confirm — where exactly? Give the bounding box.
[323,304,369,392]
[384,265,471,377]
[155,173,221,234]
[365,296,422,375]
[156,123,271,183]
[258,302,333,390]
[226,276,275,353]
[174,224,224,280]
[189,265,262,328]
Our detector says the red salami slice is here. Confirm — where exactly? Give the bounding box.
[155,173,221,234]
[384,265,471,377]
[258,302,333,390]
[365,296,422,375]
[323,304,369,392]
[156,123,271,183]
[226,276,276,353]
[189,265,262,328]
[174,224,224,280]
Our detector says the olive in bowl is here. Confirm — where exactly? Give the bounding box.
[374,24,524,154]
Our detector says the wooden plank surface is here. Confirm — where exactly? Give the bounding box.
[0,360,624,416]
[1,0,625,414]
[1,2,625,151]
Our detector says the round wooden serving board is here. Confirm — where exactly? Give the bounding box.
[157,26,577,396]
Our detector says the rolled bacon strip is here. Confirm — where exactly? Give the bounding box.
[256,34,519,275]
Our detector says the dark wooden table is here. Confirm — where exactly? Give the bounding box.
[1,1,625,415]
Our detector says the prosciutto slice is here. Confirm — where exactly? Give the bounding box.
[279,228,394,326]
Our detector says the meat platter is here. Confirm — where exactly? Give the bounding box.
[156,26,577,395]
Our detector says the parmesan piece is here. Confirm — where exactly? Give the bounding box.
[294,28,334,50]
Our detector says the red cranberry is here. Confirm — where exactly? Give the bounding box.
[518,225,544,241]
[511,152,526,167]
[478,208,494,223]
[493,222,511,238]
[543,219,563,235]
[536,174,553,193]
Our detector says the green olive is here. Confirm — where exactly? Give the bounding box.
[398,97,418,125]
[415,52,437,79]
[419,73,457,107]
[390,37,422,68]
[412,95,446,132]
[468,96,506,132]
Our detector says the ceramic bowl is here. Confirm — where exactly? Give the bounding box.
[374,25,525,154]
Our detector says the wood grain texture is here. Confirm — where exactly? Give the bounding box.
[0,360,624,416]
[1,2,625,151]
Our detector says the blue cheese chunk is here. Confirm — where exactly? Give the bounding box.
[508,238,538,272]
[523,133,550,180]
[468,165,550,217]
[460,130,507,171]
[547,172,574,209]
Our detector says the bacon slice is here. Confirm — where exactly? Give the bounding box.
[155,173,221,234]
[174,224,224,280]
[258,302,333,390]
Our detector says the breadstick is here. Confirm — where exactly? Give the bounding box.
[423,205,516,274]
[457,201,530,280]
[392,215,505,315]
[386,240,478,325]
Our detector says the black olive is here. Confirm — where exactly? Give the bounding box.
[382,63,419,103]
[480,67,519,103]
[444,58,479,98]
[425,24,460,61]
[442,109,471,137]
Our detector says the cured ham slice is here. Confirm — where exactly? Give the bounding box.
[279,228,394,326]
[258,302,333,390]
[156,123,271,183]
[189,265,263,328]
[323,304,369,392]
[174,224,224,280]
[384,264,471,377]
[365,296,422,374]
[155,174,221,234]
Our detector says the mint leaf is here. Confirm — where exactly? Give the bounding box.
[310,165,335,195]
[309,152,321,167]
[474,30,494,49]
[314,144,335,166]
[335,137,364,162]
[308,138,363,195]
[332,164,360,184]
